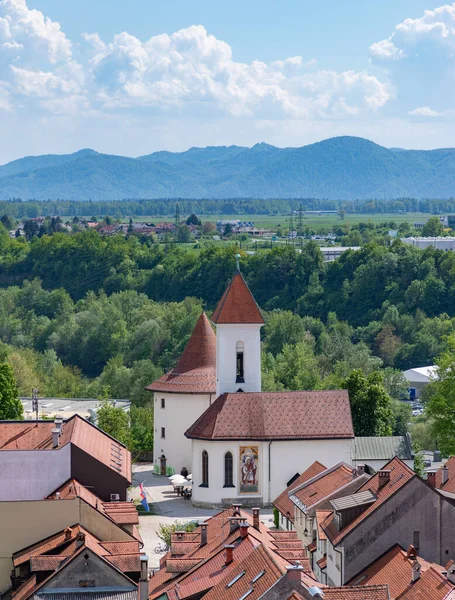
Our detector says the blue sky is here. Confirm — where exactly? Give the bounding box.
[0,0,454,161]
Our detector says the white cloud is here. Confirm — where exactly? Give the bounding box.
[409,106,443,117]
[83,25,390,120]
[370,2,455,60]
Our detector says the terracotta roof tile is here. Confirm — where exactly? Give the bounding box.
[316,511,332,541]
[0,416,131,481]
[185,391,354,440]
[290,464,356,513]
[29,556,65,571]
[435,456,455,493]
[347,544,451,599]
[273,461,327,521]
[323,586,389,599]
[316,555,327,569]
[323,458,415,547]
[47,480,138,526]
[146,313,216,393]
[211,272,264,325]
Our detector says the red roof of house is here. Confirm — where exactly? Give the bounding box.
[322,458,415,547]
[0,415,131,481]
[435,456,455,493]
[347,544,452,600]
[273,461,327,521]
[290,463,357,512]
[185,391,354,440]
[47,479,139,526]
[211,272,264,325]
[146,313,216,394]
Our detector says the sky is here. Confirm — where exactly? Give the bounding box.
[0,0,454,162]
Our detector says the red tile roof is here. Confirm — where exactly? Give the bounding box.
[185,391,354,440]
[322,458,415,547]
[149,506,313,600]
[47,479,139,526]
[323,587,390,600]
[211,272,264,325]
[435,456,455,493]
[317,555,327,569]
[347,544,452,600]
[146,313,216,394]
[0,415,131,481]
[273,461,327,521]
[316,511,332,541]
[290,464,356,512]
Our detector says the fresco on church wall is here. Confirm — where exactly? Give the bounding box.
[239,446,259,493]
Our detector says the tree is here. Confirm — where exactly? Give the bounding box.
[23,219,39,240]
[202,221,216,234]
[223,223,233,237]
[186,214,201,226]
[1,214,16,230]
[343,369,393,436]
[0,362,23,419]
[177,224,192,243]
[422,216,444,237]
[157,521,197,549]
[426,334,455,455]
[338,209,346,220]
[96,400,132,447]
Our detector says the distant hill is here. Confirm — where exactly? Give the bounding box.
[0,137,454,201]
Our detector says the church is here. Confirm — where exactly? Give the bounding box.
[147,265,355,508]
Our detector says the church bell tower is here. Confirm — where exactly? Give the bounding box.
[211,256,264,396]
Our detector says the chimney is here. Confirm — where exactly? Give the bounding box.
[224,545,235,566]
[355,465,365,477]
[139,555,149,600]
[64,527,73,540]
[54,416,63,431]
[252,508,260,530]
[378,470,391,489]
[407,545,417,560]
[427,472,436,487]
[52,428,60,448]
[232,503,242,516]
[411,560,421,583]
[286,562,304,582]
[446,560,455,585]
[55,492,61,499]
[229,517,242,534]
[75,532,85,548]
[239,523,249,539]
[442,465,449,486]
[200,523,208,547]
[434,450,442,462]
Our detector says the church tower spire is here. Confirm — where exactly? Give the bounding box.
[212,257,264,396]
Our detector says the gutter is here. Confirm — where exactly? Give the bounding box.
[268,441,273,504]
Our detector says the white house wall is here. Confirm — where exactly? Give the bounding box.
[191,438,353,507]
[0,443,71,500]
[153,392,213,473]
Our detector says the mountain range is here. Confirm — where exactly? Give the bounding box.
[0,136,454,201]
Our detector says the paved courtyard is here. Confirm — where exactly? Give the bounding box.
[131,463,275,569]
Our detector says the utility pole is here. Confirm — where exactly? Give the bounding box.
[297,203,303,238]
[289,208,294,246]
[174,202,180,243]
[32,388,39,421]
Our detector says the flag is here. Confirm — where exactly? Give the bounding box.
[139,482,150,512]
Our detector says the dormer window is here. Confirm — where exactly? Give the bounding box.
[236,341,244,383]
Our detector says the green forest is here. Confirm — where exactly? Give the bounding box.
[2,225,455,453]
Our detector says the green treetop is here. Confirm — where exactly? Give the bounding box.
[343,369,393,436]
[426,334,455,455]
[0,362,23,420]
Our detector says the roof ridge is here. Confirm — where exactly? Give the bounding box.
[211,272,264,325]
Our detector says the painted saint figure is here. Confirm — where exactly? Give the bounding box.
[239,447,259,493]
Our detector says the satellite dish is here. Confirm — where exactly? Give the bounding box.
[213,235,220,241]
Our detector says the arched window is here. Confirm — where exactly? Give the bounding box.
[224,451,234,487]
[201,450,209,487]
[236,341,244,383]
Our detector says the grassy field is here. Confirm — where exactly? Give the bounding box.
[67,212,434,230]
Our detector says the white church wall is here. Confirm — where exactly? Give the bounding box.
[191,437,354,507]
[153,392,214,473]
[216,324,262,396]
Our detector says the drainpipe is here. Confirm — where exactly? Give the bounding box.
[268,441,273,504]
